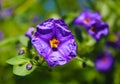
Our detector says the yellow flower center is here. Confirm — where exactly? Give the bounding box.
[50,38,59,48]
[83,18,91,24]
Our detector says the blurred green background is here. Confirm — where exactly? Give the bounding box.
[0,0,120,84]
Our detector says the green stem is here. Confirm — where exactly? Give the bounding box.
[37,58,45,67]
[75,56,94,67]
[40,59,45,65]
[75,56,85,62]
[27,40,32,50]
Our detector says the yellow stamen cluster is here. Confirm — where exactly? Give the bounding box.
[50,38,59,48]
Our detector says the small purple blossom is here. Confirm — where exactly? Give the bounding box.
[72,10,109,41]
[2,7,13,18]
[30,18,77,67]
[87,21,109,41]
[95,52,114,72]
[25,27,35,38]
[0,31,4,40]
[73,10,102,27]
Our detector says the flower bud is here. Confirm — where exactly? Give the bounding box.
[18,50,24,55]
[26,63,32,70]
[18,47,25,55]
[34,56,39,61]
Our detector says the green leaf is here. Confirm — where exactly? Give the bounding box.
[6,55,29,65]
[82,32,96,46]
[86,59,94,67]
[19,35,29,46]
[0,37,19,47]
[0,35,29,47]
[13,63,36,76]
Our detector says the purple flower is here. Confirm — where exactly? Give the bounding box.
[25,27,35,38]
[2,8,13,18]
[30,18,77,67]
[87,21,109,41]
[95,52,114,72]
[73,10,102,27]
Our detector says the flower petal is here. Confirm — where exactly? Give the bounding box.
[95,52,114,72]
[58,38,77,60]
[46,52,67,67]
[55,19,72,41]
[36,18,55,40]
[55,19,68,29]
[46,37,77,67]
[73,10,102,27]
[31,33,51,58]
[87,21,109,40]
[25,27,34,38]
